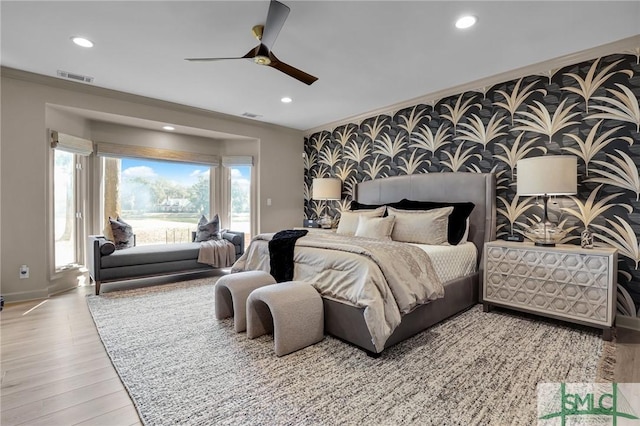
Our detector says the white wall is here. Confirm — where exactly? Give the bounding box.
[0,69,303,302]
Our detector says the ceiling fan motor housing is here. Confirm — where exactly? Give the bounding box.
[254,43,271,65]
[252,25,264,41]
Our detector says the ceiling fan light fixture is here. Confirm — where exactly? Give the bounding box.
[455,15,477,29]
[71,36,94,48]
[254,55,271,65]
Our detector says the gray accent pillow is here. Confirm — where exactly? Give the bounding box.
[109,217,134,250]
[98,239,116,255]
[195,214,221,242]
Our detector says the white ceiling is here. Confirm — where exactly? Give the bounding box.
[2,1,639,132]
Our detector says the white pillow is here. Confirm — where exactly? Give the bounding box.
[386,206,453,245]
[354,215,395,240]
[336,206,386,236]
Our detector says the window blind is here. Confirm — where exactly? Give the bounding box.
[221,156,254,167]
[95,141,220,166]
[50,130,93,156]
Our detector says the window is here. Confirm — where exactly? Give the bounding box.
[50,131,92,271]
[53,150,78,268]
[222,156,254,247]
[102,157,213,245]
[229,165,251,239]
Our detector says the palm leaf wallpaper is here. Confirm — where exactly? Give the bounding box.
[303,52,640,318]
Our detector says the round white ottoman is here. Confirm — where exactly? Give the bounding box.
[246,281,324,356]
[214,271,276,332]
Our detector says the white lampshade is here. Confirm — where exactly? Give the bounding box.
[517,156,577,196]
[312,178,342,200]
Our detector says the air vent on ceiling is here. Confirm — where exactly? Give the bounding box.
[57,70,94,83]
[241,112,262,119]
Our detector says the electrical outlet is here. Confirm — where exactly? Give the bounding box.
[19,265,29,279]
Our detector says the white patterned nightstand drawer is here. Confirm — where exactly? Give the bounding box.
[484,272,610,323]
[485,246,610,289]
[483,241,617,336]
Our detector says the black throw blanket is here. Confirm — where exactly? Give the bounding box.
[268,229,308,282]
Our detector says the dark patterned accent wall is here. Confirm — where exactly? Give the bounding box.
[304,52,640,318]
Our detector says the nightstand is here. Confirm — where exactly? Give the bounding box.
[483,241,618,340]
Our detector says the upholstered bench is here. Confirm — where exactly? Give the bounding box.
[214,271,276,332]
[88,232,245,295]
[246,281,324,356]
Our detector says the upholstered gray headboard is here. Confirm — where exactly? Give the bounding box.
[355,172,497,262]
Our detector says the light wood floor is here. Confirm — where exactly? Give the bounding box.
[2,282,639,425]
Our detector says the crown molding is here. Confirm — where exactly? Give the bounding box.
[304,35,640,137]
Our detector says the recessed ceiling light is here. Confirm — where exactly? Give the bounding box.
[71,36,94,48]
[455,15,477,29]
[162,126,175,131]
[281,97,292,103]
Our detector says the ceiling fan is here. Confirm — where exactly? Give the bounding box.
[186,0,318,86]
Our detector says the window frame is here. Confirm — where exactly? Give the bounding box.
[221,157,255,244]
[48,149,88,279]
[97,156,217,245]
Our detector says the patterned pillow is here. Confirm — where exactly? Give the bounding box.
[195,214,221,242]
[109,217,134,250]
[336,206,386,236]
[386,206,453,245]
[354,215,395,241]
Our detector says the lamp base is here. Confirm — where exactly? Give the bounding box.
[524,220,566,247]
[318,215,333,229]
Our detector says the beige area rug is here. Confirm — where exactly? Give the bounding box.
[87,277,615,426]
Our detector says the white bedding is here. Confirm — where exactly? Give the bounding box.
[408,242,477,283]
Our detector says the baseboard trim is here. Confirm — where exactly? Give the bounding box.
[1,289,49,304]
[616,315,640,331]
[48,282,79,297]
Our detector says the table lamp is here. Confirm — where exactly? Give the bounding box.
[312,178,341,228]
[516,155,577,246]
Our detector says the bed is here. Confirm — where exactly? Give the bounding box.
[234,172,496,354]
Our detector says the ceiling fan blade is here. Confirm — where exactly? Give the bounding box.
[185,47,257,62]
[185,57,245,62]
[261,0,290,51]
[269,52,318,85]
